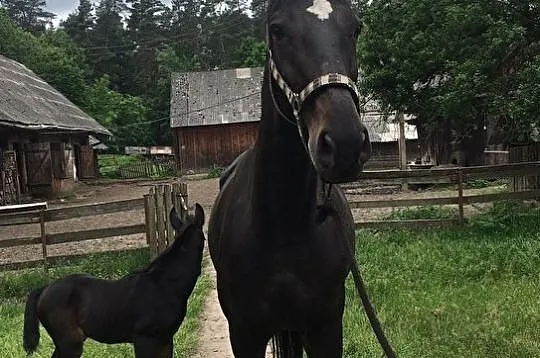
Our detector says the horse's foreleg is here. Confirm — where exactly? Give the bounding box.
[303,292,346,358]
[133,336,173,358]
[229,322,269,358]
[302,316,344,358]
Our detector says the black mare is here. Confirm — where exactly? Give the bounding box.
[23,204,206,358]
[208,0,372,357]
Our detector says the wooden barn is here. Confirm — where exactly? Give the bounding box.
[170,66,418,172]
[0,55,111,205]
[170,67,263,173]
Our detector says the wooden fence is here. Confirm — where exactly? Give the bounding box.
[144,183,188,259]
[349,161,540,229]
[0,182,188,271]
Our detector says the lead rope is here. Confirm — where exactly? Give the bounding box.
[321,183,397,358]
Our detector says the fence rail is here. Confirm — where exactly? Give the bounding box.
[350,161,540,229]
[0,182,187,271]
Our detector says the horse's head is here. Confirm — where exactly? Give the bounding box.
[169,203,205,254]
[267,0,371,183]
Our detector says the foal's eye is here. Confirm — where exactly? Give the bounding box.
[270,24,285,41]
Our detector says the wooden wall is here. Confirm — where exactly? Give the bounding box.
[366,140,420,169]
[174,122,259,172]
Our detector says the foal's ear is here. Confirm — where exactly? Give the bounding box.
[169,207,183,231]
[193,203,205,228]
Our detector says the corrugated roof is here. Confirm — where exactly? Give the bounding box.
[0,55,111,136]
[170,67,417,143]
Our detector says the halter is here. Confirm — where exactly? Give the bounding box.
[267,48,362,152]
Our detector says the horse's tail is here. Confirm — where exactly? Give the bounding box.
[23,286,46,354]
[271,331,303,358]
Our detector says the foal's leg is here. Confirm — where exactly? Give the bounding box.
[228,322,269,358]
[133,336,173,358]
[41,311,84,358]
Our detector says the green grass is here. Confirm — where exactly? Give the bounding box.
[385,205,458,220]
[0,250,211,357]
[98,154,145,178]
[344,207,540,357]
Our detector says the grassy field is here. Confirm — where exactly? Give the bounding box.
[343,202,540,357]
[0,249,211,357]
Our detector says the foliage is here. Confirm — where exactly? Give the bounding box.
[385,205,457,220]
[344,212,540,357]
[206,164,224,179]
[238,36,266,68]
[84,76,153,150]
[0,250,212,357]
[97,154,145,178]
[0,0,55,35]
[358,0,540,157]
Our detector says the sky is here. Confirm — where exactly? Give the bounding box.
[45,0,172,25]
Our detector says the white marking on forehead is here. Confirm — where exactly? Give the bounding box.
[306,0,333,21]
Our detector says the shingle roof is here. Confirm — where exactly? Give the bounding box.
[0,55,111,136]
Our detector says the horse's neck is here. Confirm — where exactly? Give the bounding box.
[148,246,197,295]
[252,69,319,235]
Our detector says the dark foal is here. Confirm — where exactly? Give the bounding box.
[208,0,371,357]
[23,204,205,358]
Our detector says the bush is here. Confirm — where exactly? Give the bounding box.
[207,164,224,179]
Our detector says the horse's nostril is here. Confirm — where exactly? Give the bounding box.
[317,133,336,170]
[358,128,372,163]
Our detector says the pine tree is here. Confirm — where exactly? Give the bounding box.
[0,0,55,35]
[61,0,95,48]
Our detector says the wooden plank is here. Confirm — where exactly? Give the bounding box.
[457,169,465,225]
[46,224,146,245]
[45,198,144,222]
[40,211,47,264]
[164,185,174,246]
[0,236,40,248]
[154,185,167,254]
[144,194,158,259]
[0,202,47,214]
[355,219,461,230]
[357,161,540,181]
[463,190,540,205]
[348,196,459,209]
[0,211,41,226]
[0,247,145,272]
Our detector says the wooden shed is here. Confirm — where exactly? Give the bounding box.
[0,55,111,205]
[170,66,419,173]
[170,67,263,173]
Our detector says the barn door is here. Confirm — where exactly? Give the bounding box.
[24,142,53,188]
[0,149,20,205]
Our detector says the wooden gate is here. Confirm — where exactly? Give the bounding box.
[24,142,53,190]
[144,183,189,259]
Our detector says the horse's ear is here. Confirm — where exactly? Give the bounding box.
[170,207,183,232]
[193,203,205,228]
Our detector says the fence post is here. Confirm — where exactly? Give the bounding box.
[144,193,158,259]
[164,185,175,246]
[39,210,48,265]
[457,168,465,225]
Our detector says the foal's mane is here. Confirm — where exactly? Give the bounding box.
[127,216,200,277]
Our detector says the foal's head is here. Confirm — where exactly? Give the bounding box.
[169,203,205,256]
[267,0,371,183]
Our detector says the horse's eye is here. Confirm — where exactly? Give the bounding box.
[270,24,285,41]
